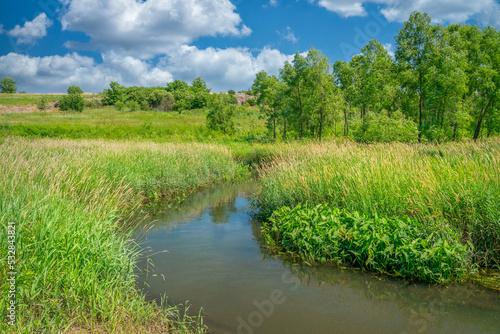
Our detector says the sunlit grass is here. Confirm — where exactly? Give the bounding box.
[0,137,246,333]
[255,140,500,268]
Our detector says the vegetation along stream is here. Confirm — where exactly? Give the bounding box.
[134,182,500,334]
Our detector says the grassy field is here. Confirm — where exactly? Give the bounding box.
[0,93,70,106]
[255,141,500,275]
[1,95,499,332]
[0,105,267,142]
[0,137,247,333]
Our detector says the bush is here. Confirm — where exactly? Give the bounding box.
[59,94,85,112]
[125,100,139,111]
[67,85,83,95]
[148,90,174,111]
[228,89,236,95]
[37,96,48,110]
[352,111,418,143]
[0,77,17,93]
[115,101,125,111]
[263,204,472,282]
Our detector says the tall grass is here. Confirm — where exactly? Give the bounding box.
[0,137,245,333]
[255,140,500,267]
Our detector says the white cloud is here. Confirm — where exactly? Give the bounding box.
[0,47,293,93]
[6,13,53,45]
[313,0,500,27]
[60,0,252,58]
[383,43,395,58]
[269,0,278,6]
[277,27,298,43]
[164,46,294,91]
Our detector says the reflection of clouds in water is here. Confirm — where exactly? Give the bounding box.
[135,181,259,234]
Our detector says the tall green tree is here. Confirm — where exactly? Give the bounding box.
[459,25,500,140]
[305,48,335,140]
[281,52,308,139]
[206,94,236,134]
[395,11,435,142]
[253,71,287,139]
[0,77,17,93]
[333,60,356,136]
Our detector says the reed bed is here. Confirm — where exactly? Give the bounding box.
[256,140,500,269]
[0,137,244,333]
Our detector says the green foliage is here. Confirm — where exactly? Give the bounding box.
[352,111,419,143]
[102,81,124,105]
[58,93,85,112]
[0,77,17,93]
[206,94,236,134]
[37,96,48,111]
[148,89,174,111]
[263,204,472,282]
[0,137,240,332]
[125,100,139,111]
[228,89,236,95]
[67,85,83,95]
[255,140,500,266]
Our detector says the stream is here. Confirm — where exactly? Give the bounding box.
[134,182,500,334]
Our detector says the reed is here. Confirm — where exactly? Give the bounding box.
[255,140,500,267]
[0,137,245,333]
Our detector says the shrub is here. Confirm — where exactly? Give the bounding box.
[125,100,139,111]
[0,77,17,93]
[59,94,85,112]
[67,85,83,95]
[263,204,472,282]
[37,96,48,110]
[148,89,174,111]
[115,101,125,111]
[352,111,418,143]
[228,89,236,95]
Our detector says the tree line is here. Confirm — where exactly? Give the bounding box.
[252,12,500,142]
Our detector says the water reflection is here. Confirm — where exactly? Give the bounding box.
[134,182,500,334]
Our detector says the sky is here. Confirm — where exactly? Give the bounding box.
[0,0,499,93]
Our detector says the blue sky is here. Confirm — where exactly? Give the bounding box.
[0,0,499,93]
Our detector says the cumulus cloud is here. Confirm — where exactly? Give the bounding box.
[5,13,53,45]
[312,0,500,27]
[277,27,298,43]
[60,0,252,58]
[0,47,293,93]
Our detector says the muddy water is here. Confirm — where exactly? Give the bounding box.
[135,182,500,334]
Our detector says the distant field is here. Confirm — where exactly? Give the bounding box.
[0,106,267,142]
[0,93,68,106]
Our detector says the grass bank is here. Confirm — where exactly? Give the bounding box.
[0,107,266,143]
[0,137,247,333]
[255,140,500,280]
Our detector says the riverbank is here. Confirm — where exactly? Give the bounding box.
[0,137,247,333]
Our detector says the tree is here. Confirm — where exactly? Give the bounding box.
[395,11,435,142]
[167,80,189,92]
[459,26,500,141]
[206,94,236,134]
[148,89,175,111]
[191,77,211,109]
[0,77,17,93]
[228,89,236,95]
[333,60,356,136]
[67,85,83,95]
[252,71,286,139]
[102,81,124,105]
[305,48,335,140]
[59,94,85,112]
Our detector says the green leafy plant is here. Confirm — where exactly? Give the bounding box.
[263,204,473,282]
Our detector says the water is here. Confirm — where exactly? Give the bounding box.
[134,182,500,334]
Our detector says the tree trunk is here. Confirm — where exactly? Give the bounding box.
[452,122,458,141]
[473,98,493,141]
[418,72,423,143]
